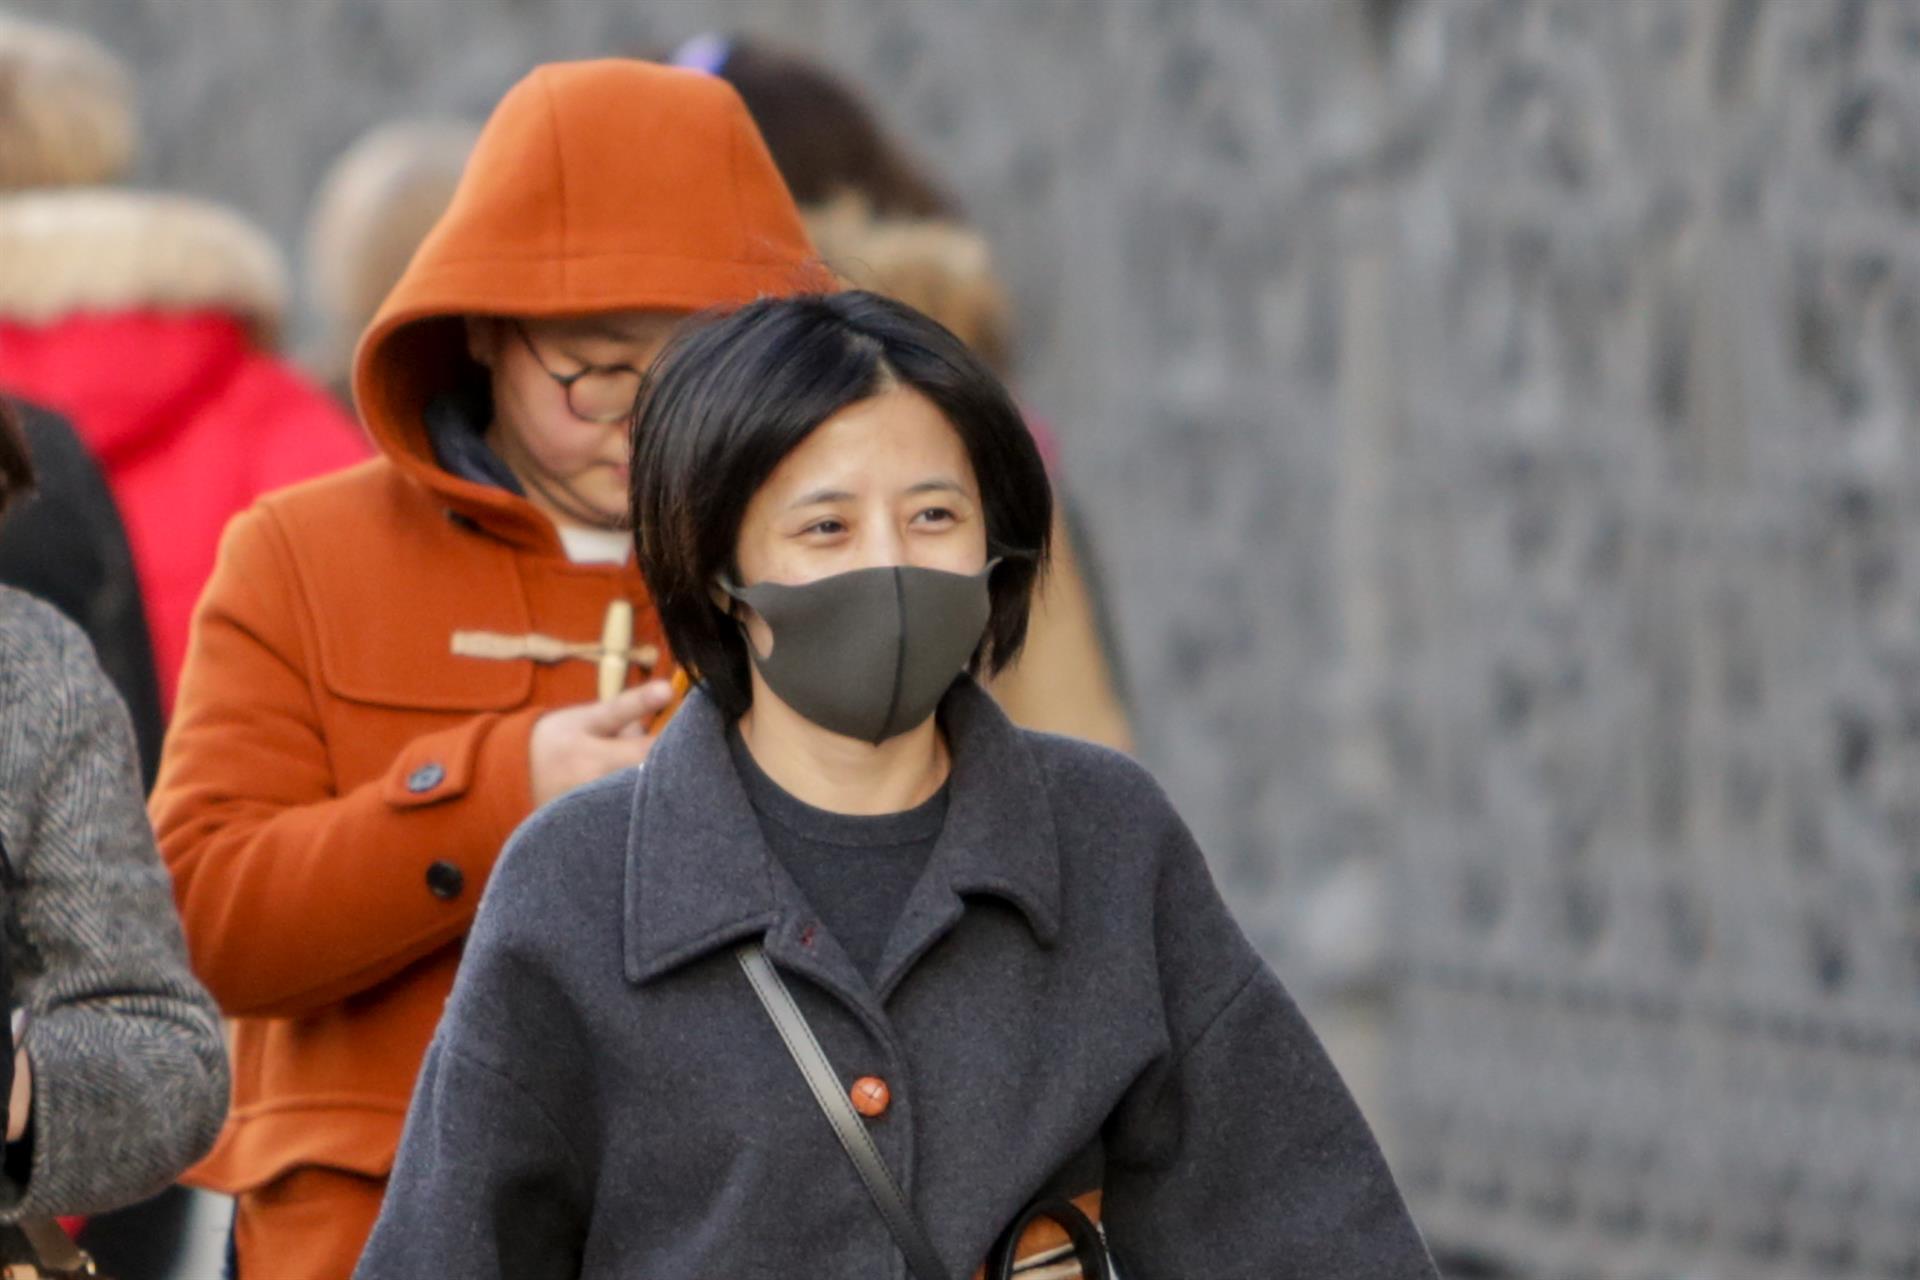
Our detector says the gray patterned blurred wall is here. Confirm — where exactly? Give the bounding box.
[19,0,1920,1275]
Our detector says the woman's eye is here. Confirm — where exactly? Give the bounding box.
[912,507,958,526]
[801,518,847,537]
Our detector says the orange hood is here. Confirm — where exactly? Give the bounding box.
[353,58,827,544]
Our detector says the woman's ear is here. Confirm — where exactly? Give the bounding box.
[712,574,761,625]
[464,316,501,369]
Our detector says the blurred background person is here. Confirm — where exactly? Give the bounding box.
[300,118,479,406]
[0,400,229,1267]
[0,397,162,789]
[684,34,1139,752]
[671,31,956,217]
[0,12,368,715]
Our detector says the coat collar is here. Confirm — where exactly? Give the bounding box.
[622,677,1062,988]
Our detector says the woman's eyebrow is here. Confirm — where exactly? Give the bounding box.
[903,478,968,497]
[785,478,968,510]
[788,487,855,509]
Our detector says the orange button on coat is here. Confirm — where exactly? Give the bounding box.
[850,1076,890,1118]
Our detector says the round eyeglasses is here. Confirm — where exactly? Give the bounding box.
[513,321,645,424]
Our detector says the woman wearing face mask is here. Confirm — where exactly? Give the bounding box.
[354,292,1437,1280]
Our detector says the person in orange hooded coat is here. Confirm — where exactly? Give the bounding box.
[149,60,825,1279]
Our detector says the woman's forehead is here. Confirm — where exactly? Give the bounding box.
[762,388,976,493]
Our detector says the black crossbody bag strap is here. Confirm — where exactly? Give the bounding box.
[736,942,954,1280]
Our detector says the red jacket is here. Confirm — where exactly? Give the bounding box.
[0,191,369,709]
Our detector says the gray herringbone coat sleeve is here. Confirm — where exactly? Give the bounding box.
[0,589,228,1219]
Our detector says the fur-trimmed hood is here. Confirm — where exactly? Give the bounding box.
[0,188,287,346]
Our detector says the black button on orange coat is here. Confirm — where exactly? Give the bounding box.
[425,861,464,901]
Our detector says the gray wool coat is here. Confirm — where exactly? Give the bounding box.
[355,679,1436,1279]
[0,588,228,1219]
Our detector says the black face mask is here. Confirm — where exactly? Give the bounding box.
[721,562,996,745]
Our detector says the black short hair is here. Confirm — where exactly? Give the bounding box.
[630,290,1052,718]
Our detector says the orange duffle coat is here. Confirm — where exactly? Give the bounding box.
[149,57,826,1279]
